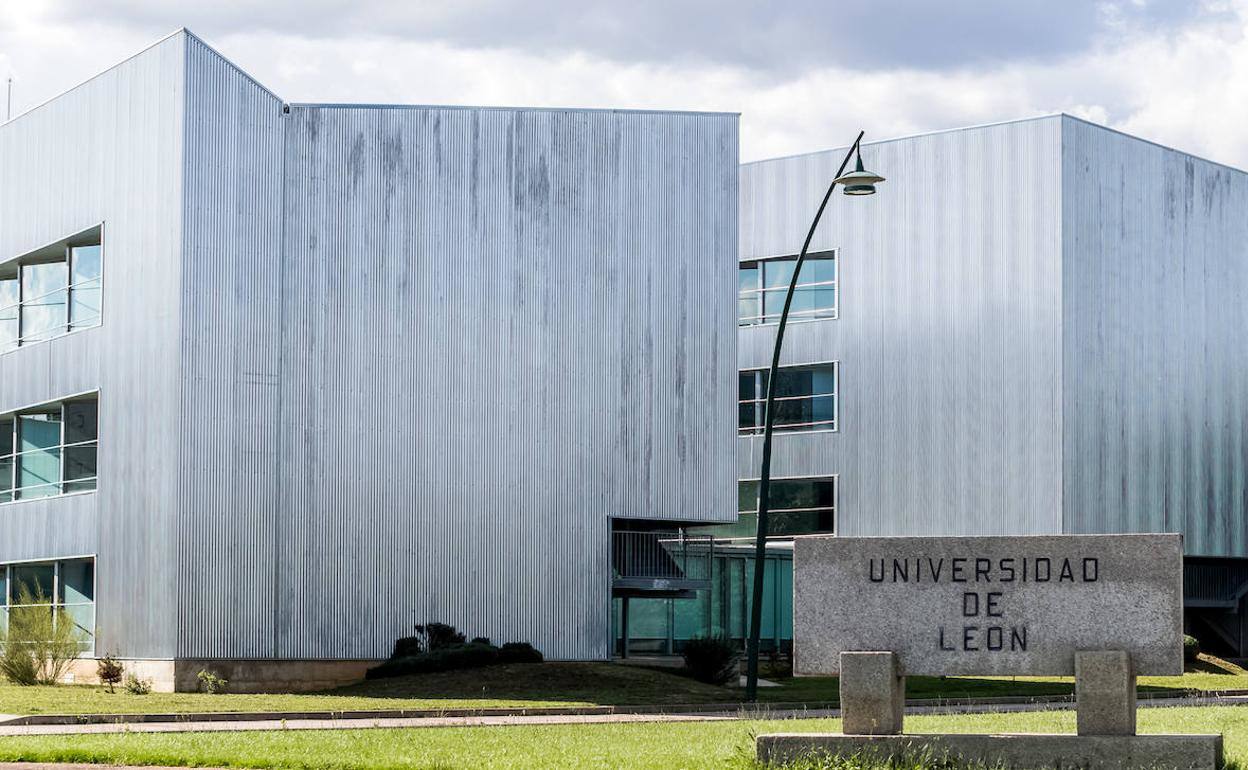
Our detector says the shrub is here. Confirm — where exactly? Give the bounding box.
[391,636,422,659]
[0,585,86,686]
[418,623,467,651]
[471,637,492,646]
[498,642,544,664]
[682,634,740,685]
[197,668,228,694]
[123,674,152,695]
[96,654,124,693]
[1184,634,1201,664]
[366,642,499,679]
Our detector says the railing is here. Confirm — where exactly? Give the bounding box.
[0,439,98,500]
[612,530,715,585]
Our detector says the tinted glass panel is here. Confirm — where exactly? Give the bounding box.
[20,262,68,343]
[62,400,98,493]
[10,564,54,603]
[17,412,61,499]
[737,264,759,323]
[70,245,102,330]
[0,276,17,351]
[0,418,11,503]
[60,559,94,604]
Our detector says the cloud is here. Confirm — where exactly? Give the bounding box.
[42,0,1220,73]
[2,0,1247,168]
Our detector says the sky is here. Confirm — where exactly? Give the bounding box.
[1,1,1246,165]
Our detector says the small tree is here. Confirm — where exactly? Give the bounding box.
[0,585,86,686]
[97,654,124,693]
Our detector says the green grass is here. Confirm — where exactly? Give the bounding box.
[6,654,1244,717]
[0,704,1240,769]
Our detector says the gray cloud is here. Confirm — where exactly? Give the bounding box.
[53,0,1220,74]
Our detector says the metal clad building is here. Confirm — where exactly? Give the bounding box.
[0,30,738,688]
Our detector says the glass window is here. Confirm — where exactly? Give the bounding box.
[70,245,102,330]
[738,252,837,326]
[736,477,836,537]
[0,271,17,352]
[20,262,68,344]
[0,395,97,503]
[59,559,94,604]
[17,411,61,500]
[739,363,837,434]
[10,564,55,604]
[0,418,11,504]
[62,400,98,494]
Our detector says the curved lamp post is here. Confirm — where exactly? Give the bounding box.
[744,131,884,702]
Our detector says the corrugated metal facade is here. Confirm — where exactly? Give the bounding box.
[0,30,737,662]
[1061,116,1248,557]
[0,33,188,658]
[739,117,1066,537]
[739,115,1248,557]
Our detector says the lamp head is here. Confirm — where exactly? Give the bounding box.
[834,147,884,195]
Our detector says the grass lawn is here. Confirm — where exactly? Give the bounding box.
[3,655,1243,716]
[0,704,1241,769]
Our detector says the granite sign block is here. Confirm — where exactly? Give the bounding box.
[794,534,1183,676]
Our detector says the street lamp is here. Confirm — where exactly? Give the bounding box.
[744,130,883,702]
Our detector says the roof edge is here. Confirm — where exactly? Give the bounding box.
[288,102,739,118]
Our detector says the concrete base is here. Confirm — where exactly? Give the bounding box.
[65,658,379,693]
[756,733,1224,770]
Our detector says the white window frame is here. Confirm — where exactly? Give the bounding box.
[738,360,838,435]
[0,390,99,505]
[3,555,96,657]
[738,249,837,327]
[734,474,838,540]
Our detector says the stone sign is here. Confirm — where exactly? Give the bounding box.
[793,533,1183,677]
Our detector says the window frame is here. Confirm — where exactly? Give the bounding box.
[734,474,839,540]
[738,249,837,327]
[0,223,104,354]
[2,555,96,656]
[0,390,99,505]
[738,359,839,435]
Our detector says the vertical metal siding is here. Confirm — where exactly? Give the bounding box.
[176,35,285,659]
[275,105,737,661]
[738,118,1065,537]
[1061,116,1248,557]
[0,34,188,657]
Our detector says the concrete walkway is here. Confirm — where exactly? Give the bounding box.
[0,694,1246,737]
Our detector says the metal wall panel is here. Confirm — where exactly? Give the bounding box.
[175,35,286,659]
[1061,116,1248,557]
[0,34,188,657]
[738,118,1065,537]
[275,104,737,660]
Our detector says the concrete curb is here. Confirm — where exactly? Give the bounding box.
[4,688,1246,727]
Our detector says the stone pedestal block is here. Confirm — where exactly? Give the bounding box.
[1076,650,1136,735]
[756,733,1223,770]
[840,651,904,735]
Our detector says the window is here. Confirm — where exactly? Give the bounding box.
[737,477,836,537]
[738,251,836,325]
[0,394,98,502]
[739,362,837,434]
[3,558,95,654]
[0,228,103,352]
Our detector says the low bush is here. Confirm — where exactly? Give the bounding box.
[498,642,544,664]
[96,655,124,693]
[367,642,499,679]
[681,634,740,685]
[1184,634,1201,664]
[123,674,152,695]
[197,668,228,694]
[368,623,545,680]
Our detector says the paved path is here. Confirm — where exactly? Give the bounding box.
[0,694,1246,737]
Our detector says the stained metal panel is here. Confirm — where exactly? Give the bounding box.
[274,104,737,661]
[1061,116,1248,557]
[0,33,188,657]
[738,117,1065,537]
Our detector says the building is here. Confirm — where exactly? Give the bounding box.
[618,115,1248,659]
[0,30,740,691]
